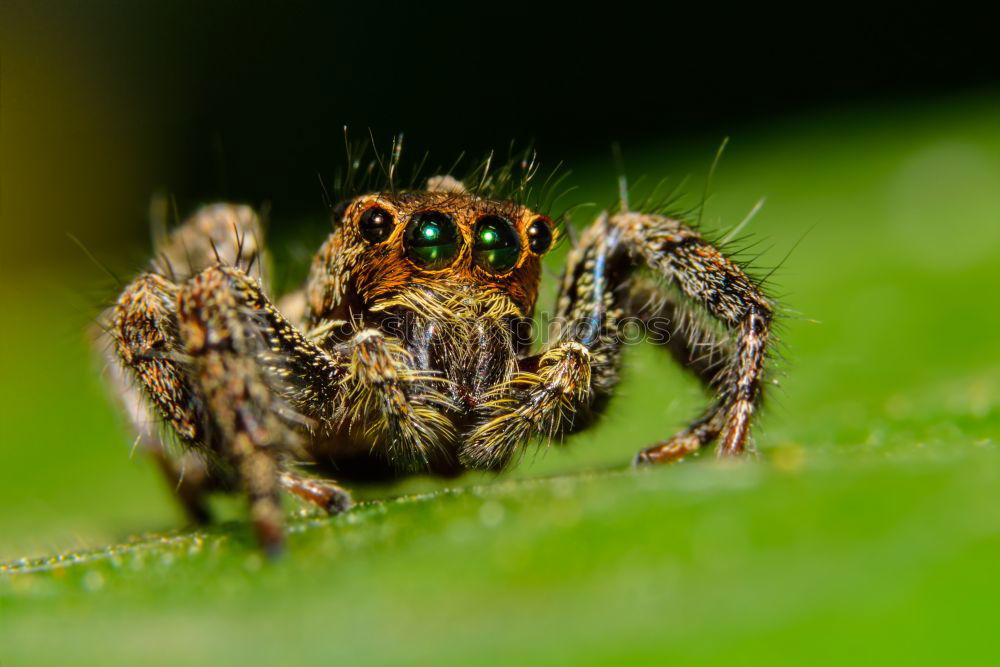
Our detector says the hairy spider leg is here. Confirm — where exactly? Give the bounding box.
[609,211,773,461]
[462,209,772,466]
[109,208,356,553]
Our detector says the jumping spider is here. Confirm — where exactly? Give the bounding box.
[101,160,773,554]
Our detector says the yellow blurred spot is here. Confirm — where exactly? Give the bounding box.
[772,444,805,473]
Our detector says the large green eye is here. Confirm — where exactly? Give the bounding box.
[473,215,520,274]
[404,211,459,269]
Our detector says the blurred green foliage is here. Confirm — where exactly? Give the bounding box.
[1,97,998,665]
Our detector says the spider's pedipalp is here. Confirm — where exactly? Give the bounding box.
[338,328,457,471]
[461,341,595,469]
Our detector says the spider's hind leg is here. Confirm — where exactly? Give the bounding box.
[152,202,269,284]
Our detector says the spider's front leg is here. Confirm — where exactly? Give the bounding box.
[101,204,267,523]
[614,210,774,462]
[174,266,303,551]
[112,259,352,553]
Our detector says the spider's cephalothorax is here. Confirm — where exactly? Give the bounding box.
[103,171,774,553]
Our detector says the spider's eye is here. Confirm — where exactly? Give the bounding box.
[526,217,554,254]
[404,211,459,269]
[473,215,520,274]
[359,206,395,243]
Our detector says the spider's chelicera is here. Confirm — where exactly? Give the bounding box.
[101,157,774,554]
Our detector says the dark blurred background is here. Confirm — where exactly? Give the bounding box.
[2,1,997,272]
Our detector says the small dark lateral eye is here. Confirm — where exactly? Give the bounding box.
[473,215,520,274]
[359,206,395,243]
[526,217,553,254]
[404,211,460,269]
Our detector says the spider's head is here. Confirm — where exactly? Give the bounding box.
[336,177,557,321]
